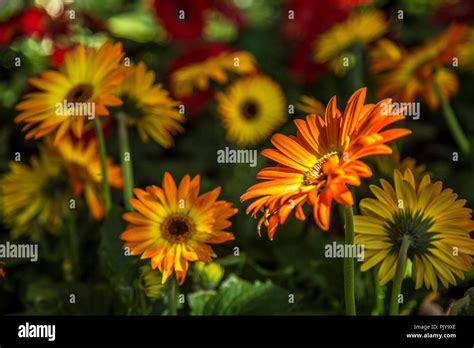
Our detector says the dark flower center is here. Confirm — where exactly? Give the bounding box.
[168,219,189,236]
[42,174,69,197]
[162,214,195,242]
[241,100,259,120]
[385,209,434,257]
[120,94,145,120]
[66,84,93,103]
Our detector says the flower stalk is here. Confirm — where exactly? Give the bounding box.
[343,204,356,316]
[434,80,470,154]
[117,113,135,211]
[168,276,178,316]
[93,117,112,214]
[389,235,411,315]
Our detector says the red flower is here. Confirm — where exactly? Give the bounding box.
[281,0,349,42]
[288,39,327,83]
[0,19,16,45]
[435,0,474,24]
[18,7,48,36]
[151,0,211,40]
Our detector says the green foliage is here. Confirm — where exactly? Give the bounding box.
[188,275,291,315]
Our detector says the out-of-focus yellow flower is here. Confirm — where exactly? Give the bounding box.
[139,265,165,299]
[51,136,123,220]
[171,50,257,97]
[194,261,225,289]
[0,136,122,239]
[297,96,325,116]
[313,10,388,75]
[0,144,68,239]
[375,146,426,182]
[15,41,126,144]
[117,62,185,148]
[458,28,474,72]
[370,24,469,110]
[216,75,287,147]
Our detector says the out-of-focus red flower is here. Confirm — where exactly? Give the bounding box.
[0,6,70,45]
[151,0,245,41]
[0,19,16,45]
[214,0,246,27]
[18,7,48,36]
[50,45,69,66]
[289,39,327,83]
[151,0,212,40]
[167,43,230,115]
[281,0,349,42]
[435,0,474,24]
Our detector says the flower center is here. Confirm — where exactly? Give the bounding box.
[385,209,434,257]
[66,83,93,103]
[304,152,338,185]
[42,174,69,197]
[241,100,259,120]
[120,94,145,120]
[161,214,195,243]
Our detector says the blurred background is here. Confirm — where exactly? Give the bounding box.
[0,0,473,315]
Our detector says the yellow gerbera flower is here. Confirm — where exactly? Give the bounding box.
[139,265,165,299]
[0,145,68,239]
[313,10,388,74]
[216,75,287,147]
[375,146,426,182]
[458,28,474,72]
[0,136,122,239]
[354,169,474,291]
[170,50,257,98]
[296,95,325,116]
[15,40,126,144]
[117,62,185,148]
[120,172,237,285]
[370,24,469,110]
[52,136,123,220]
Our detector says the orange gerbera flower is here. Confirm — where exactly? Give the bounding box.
[241,88,411,239]
[120,172,237,285]
[370,24,469,110]
[15,40,126,144]
[52,136,123,220]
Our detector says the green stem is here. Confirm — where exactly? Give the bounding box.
[433,80,470,154]
[93,118,112,214]
[63,210,78,282]
[389,235,411,316]
[117,113,134,211]
[168,276,177,316]
[351,42,364,90]
[343,204,356,316]
[372,269,385,316]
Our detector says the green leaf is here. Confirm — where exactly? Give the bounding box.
[98,205,139,309]
[188,275,290,315]
[449,288,474,315]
